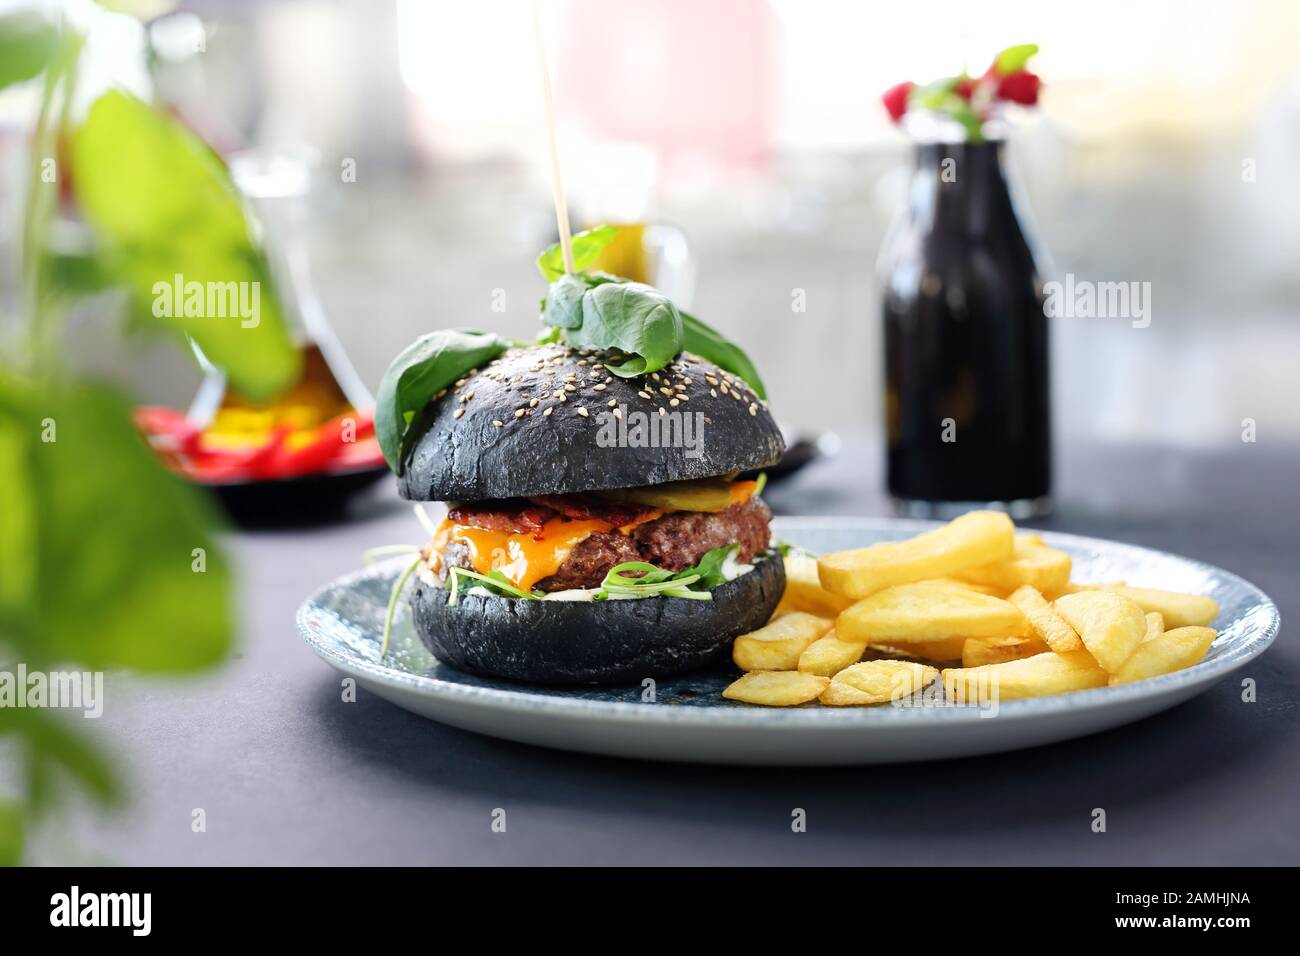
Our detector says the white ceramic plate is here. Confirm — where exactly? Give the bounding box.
[296,517,1279,766]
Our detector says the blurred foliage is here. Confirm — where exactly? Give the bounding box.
[0,6,297,862]
[73,91,299,401]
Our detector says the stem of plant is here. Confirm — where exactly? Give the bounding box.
[21,29,83,372]
[381,556,422,658]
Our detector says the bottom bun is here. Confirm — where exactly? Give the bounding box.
[410,551,785,685]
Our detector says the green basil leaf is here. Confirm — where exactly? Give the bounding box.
[375,328,508,473]
[580,270,628,288]
[542,273,587,329]
[565,281,683,378]
[994,43,1039,76]
[0,13,57,90]
[0,373,233,672]
[679,311,767,399]
[71,90,300,402]
[536,225,619,282]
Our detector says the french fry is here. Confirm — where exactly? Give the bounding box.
[798,628,868,677]
[819,682,882,707]
[819,660,938,706]
[1109,626,1216,686]
[942,650,1107,703]
[722,670,829,706]
[774,551,854,619]
[732,611,834,672]
[1059,580,1126,594]
[837,582,1030,644]
[720,511,1225,708]
[919,577,1006,597]
[956,534,1072,597]
[1008,584,1083,652]
[817,511,1014,600]
[1053,591,1148,673]
[868,637,967,662]
[1106,587,1219,628]
[961,635,1050,668]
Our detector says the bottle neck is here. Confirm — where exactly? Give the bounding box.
[907,140,1017,239]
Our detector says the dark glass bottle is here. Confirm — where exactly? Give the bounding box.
[881,138,1051,516]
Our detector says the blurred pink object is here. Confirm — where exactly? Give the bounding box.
[556,0,776,172]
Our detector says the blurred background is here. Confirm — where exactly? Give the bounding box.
[4,0,1300,450]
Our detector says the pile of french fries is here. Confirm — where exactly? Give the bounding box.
[723,512,1220,707]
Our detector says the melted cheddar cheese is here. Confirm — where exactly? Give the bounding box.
[434,514,655,592]
[728,480,758,507]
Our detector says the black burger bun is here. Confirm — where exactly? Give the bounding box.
[410,551,785,684]
[399,344,784,502]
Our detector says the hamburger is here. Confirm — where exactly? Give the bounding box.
[375,226,784,684]
[394,341,785,685]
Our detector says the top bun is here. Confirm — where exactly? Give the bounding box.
[398,343,784,502]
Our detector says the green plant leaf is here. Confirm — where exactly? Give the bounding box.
[945,96,985,142]
[907,76,959,110]
[70,90,299,402]
[536,225,619,282]
[375,328,508,473]
[673,543,739,589]
[0,799,21,867]
[0,13,57,91]
[680,311,767,399]
[47,252,114,296]
[3,709,120,809]
[566,281,683,378]
[0,372,234,672]
[994,43,1039,76]
[542,273,587,329]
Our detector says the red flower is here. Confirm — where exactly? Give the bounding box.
[882,81,913,122]
[955,76,976,101]
[996,70,1041,106]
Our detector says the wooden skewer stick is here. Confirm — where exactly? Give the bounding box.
[531,0,574,275]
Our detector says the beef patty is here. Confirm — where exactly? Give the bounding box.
[435,497,773,592]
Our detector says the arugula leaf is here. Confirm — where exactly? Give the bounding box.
[0,13,57,91]
[536,225,619,282]
[592,545,745,600]
[994,43,1039,76]
[680,310,767,399]
[375,328,508,474]
[777,540,813,558]
[567,281,683,378]
[673,544,739,589]
[447,567,540,603]
[71,90,300,401]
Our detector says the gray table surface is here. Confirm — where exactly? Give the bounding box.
[52,435,1298,866]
